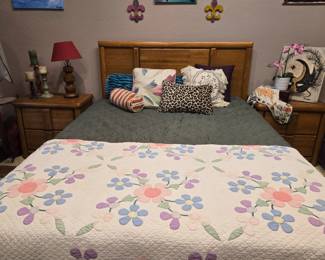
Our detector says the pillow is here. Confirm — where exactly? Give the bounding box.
[110,88,144,112]
[105,73,133,97]
[195,64,235,102]
[158,80,213,115]
[132,68,177,108]
[181,65,229,107]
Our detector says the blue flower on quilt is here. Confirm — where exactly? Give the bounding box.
[118,204,148,226]
[84,141,104,151]
[313,199,325,212]
[0,201,7,214]
[156,170,180,182]
[42,190,73,206]
[138,150,158,159]
[262,209,295,233]
[0,173,16,187]
[44,165,70,177]
[268,146,290,154]
[233,150,255,160]
[41,144,64,155]
[107,177,133,191]
[175,145,194,154]
[272,172,297,185]
[175,194,203,211]
[228,180,255,194]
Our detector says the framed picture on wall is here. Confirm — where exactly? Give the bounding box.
[155,0,196,4]
[12,0,64,10]
[283,0,325,5]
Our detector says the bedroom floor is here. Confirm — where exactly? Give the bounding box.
[1,156,325,177]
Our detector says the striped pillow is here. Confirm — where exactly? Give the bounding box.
[110,88,144,112]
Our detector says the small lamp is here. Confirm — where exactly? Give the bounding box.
[51,41,81,98]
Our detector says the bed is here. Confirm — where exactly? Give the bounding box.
[0,42,324,260]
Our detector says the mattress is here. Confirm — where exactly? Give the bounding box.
[56,98,288,146]
[0,139,324,260]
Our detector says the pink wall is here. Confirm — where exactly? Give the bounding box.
[1,0,325,99]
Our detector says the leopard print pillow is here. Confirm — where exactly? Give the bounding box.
[158,80,213,115]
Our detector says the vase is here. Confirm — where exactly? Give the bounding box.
[274,77,291,91]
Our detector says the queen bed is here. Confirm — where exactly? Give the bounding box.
[0,42,324,260]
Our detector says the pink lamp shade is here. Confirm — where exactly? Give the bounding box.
[51,41,81,62]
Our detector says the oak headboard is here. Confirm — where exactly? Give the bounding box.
[98,41,253,99]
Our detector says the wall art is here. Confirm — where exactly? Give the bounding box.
[12,0,64,10]
[205,0,224,23]
[127,0,145,23]
[283,0,325,5]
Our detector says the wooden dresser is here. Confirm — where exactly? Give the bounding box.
[14,94,93,157]
[255,101,325,165]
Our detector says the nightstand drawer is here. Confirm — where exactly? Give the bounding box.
[52,109,74,130]
[283,135,316,157]
[22,108,51,130]
[286,112,321,135]
[25,130,53,150]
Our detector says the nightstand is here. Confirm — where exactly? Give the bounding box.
[255,101,325,165]
[14,94,93,158]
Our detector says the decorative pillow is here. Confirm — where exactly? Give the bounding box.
[195,64,235,102]
[158,80,213,115]
[110,88,144,113]
[132,68,177,108]
[181,65,229,107]
[105,73,133,97]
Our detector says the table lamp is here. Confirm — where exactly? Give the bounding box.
[51,41,81,98]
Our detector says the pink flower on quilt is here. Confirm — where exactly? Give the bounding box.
[134,184,171,203]
[236,215,260,236]
[7,179,47,198]
[61,139,82,145]
[149,143,171,149]
[261,187,304,208]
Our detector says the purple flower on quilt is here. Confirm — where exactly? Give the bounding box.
[166,151,181,160]
[17,207,39,225]
[263,153,282,161]
[216,147,227,153]
[70,248,98,259]
[242,171,262,180]
[96,197,119,209]
[184,179,200,189]
[65,173,85,184]
[235,200,255,214]
[308,217,325,234]
[132,169,148,178]
[123,145,138,152]
[160,211,181,230]
[0,201,7,214]
[23,164,36,172]
[313,199,325,212]
[44,165,69,177]
[309,182,322,192]
[71,148,83,156]
[188,252,217,260]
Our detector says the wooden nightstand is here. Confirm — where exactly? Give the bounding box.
[14,94,93,158]
[255,101,325,165]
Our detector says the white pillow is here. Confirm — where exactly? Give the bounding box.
[132,68,177,108]
[181,65,229,107]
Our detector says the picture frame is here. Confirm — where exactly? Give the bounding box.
[154,0,196,4]
[12,0,64,10]
[283,0,325,5]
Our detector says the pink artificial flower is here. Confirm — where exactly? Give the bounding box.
[7,179,47,198]
[261,187,304,208]
[272,61,284,69]
[134,184,171,203]
[291,43,304,55]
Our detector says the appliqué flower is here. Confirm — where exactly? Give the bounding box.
[84,141,104,151]
[242,171,262,180]
[17,206,39,225]
[188,252,217,260]
[44,165,69,177]
[228,180,255,194]
[7,179,47,198]
[107,177,133,191]
[272,172,297,185]
[0,173,16,187]
[132,169,147,178]
[134,184,171,203]
[70,248,98,260]
[118,205,148,226]
[175,194,203,211]
[42,190,72,206]
[138,150,158,159]
[184,179,200,189]
[175,145,194,154]
[235,200,256,214]
[41,144,64,155]
[261,187,304,208]
[262,209,295,233]
[233,150,255,160]
[308,217,325,234]
[23,164,37,172]
[308,182,322,192]
[123,145,138,152]
[156,170,179,182]
[160,211,181,230]
[313,199,325,212]
[236,215,260,236]
[96,197,119,209]
[65,173,85,184]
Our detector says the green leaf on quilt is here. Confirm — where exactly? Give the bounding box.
[121,195,136,202]
[88,164,102,169]
[298,206,313,215]
[168,184,181,190]
[195,167,206,173]
[256,199,269,207]
[24,172,34,179]
[96,155,104,161]
[211,158,222,163]
[20,197,34,206]
[158,201,170,209]
[257,181,269,188]
[228,227,244,241]
[295,187,307,194]
[203,224,221,241]
[213,166,224,173]
[55,218,66,236]
[195,158,206,163]
[111,156,123,161]
[49,178,64,185]
[107,164,117,170]
[76,223,95,236]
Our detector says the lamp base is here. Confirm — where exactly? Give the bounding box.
[64,92,79,99]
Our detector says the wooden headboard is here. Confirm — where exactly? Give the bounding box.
[98,41,253,99]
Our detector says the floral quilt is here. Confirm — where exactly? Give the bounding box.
[0,139,324,260]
